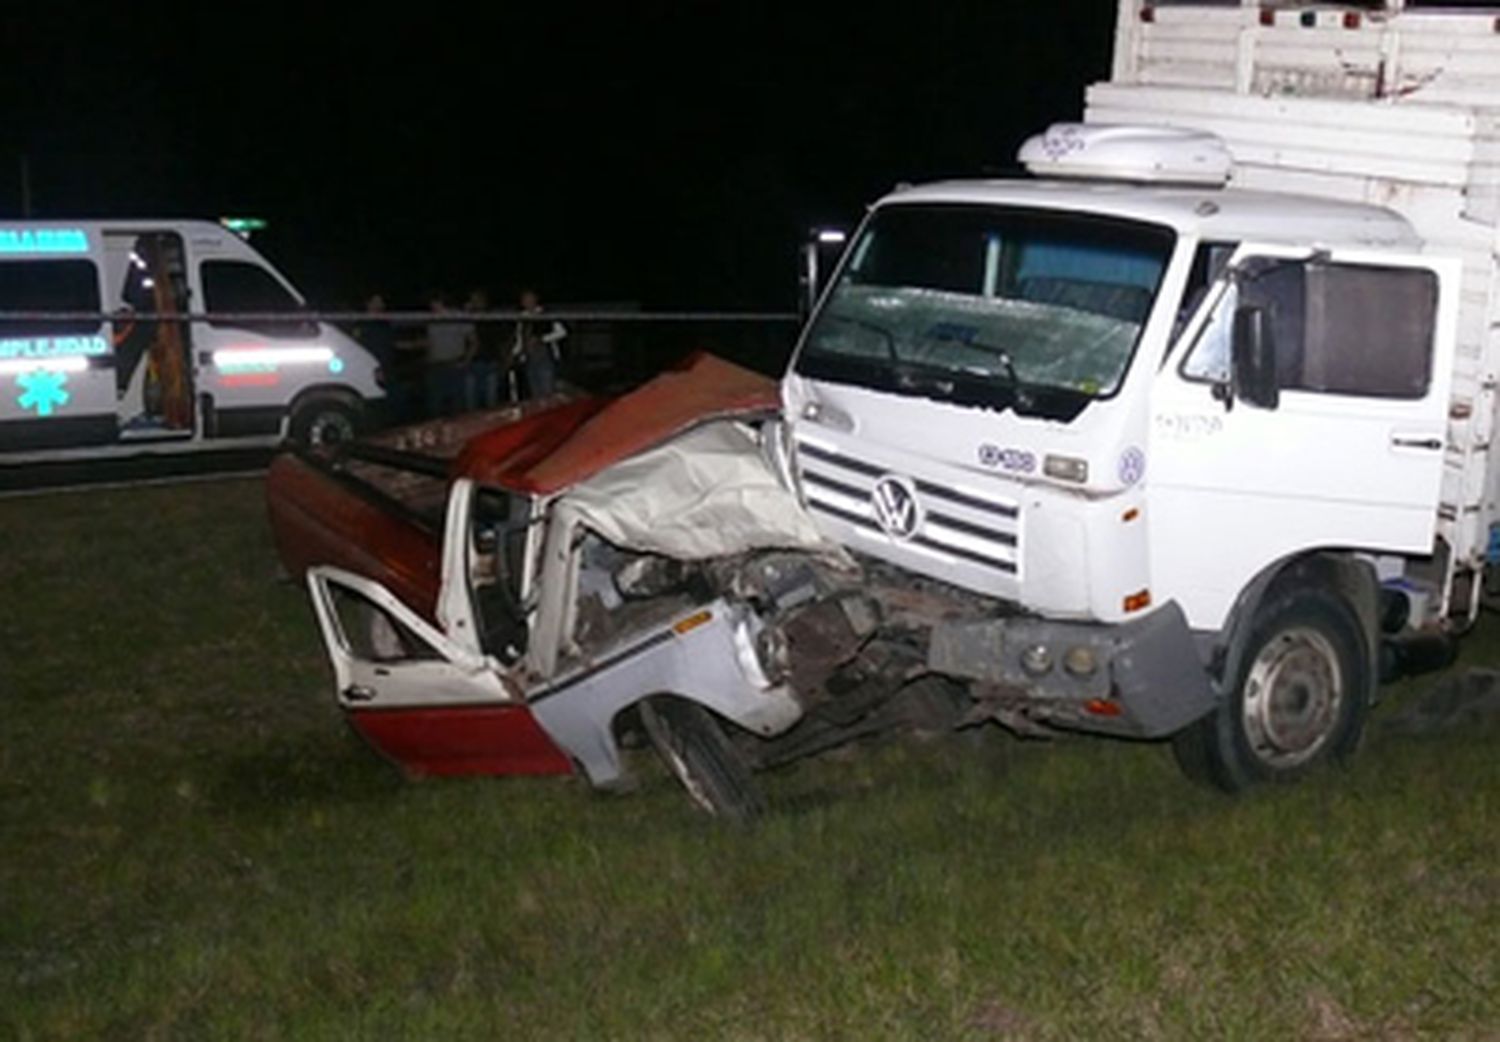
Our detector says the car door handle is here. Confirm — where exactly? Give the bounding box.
[1390,435,1443,451]
[342,684,377,702]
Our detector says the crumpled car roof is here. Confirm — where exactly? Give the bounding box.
[560,419,833,561]
[453,352,780,494]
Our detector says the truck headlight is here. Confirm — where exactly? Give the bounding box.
[1044,454,1089,483]
[1020,643,1053,676]
[1063,645,1099,678]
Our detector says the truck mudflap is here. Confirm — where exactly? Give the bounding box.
[928,601,1215,739]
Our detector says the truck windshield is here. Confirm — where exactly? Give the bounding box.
[796,204,1175,420]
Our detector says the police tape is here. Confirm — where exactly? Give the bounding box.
[0,309,801,325]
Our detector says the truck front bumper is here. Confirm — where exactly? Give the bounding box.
[927,601,1216,739]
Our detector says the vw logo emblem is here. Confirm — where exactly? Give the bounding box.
[871,475,921,540]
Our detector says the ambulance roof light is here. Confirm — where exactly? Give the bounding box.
[220,217,268,238]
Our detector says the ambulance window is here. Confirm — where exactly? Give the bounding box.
[0,260,101,337]
[201,260,316,338]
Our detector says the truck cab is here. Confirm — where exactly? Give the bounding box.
[788,166,1450,622]
[782,87,1476,790]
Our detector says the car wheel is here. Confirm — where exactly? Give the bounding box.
[1176,585,1370,793]
[290,397,360,448]
[639,696,766,821]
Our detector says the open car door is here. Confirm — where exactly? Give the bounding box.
[306,565,512,710]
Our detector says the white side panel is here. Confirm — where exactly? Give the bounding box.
[1117,6,1500,106]
[1086,83,1485,189]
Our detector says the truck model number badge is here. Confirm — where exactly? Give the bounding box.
[978,442,1036,473]
[871,475,921,540]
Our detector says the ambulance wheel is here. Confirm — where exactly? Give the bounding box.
[290,397,360,448]
[1176,586,1369,793]
[639,696,765,821]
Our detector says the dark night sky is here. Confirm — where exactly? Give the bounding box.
[1,4,1112,310]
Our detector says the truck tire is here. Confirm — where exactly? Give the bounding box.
[1176,585,1370,793]
[289,397,360,448]
[639,696,766,821]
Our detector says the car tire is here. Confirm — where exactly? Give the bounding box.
[639,696,766,821]
[289,397,360,448]
[1175,585,1370,793]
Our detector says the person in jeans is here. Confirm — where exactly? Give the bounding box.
[355,292,413,424]
[464,288,505,409]
[423,291,472,417]
[513,287,567,399]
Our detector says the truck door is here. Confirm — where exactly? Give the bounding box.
[104,230,195,437]
[1147,245,1460,630]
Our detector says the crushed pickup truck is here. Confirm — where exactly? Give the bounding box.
[267,354,967,817]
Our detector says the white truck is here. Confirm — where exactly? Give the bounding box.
[778,0,1500,790]
[0,219,384,460]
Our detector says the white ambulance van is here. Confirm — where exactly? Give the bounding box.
[0,219,384,460]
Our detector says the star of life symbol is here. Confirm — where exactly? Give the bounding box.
[17,370,71,417]
[871,475,921,541]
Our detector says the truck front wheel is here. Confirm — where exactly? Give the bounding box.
[639,696,766,821]
[1174,586,1370,792]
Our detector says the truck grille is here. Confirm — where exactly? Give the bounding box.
[795,438,1021,577]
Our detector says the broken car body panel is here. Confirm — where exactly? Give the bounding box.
[269,353,841,789]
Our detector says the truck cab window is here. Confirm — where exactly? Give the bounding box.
[1301,263,1436,398]
[798,204,1174,415]
[201,260,316,338]
[1182,257,1437,398]
[1170,241,1235,346]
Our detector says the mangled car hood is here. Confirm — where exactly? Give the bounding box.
[558,420,835,560]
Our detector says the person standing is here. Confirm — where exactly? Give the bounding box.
[355,292,409,423]
[464,288,505,409]
[514,287,566,399]
[424,291,472,417]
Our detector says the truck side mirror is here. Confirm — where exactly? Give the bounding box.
[799,229,847,321]
[1231,304,1279,410]
[799,241,819,321]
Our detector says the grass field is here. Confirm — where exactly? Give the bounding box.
[2,478,1497,1040]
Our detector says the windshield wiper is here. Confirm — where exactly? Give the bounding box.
[914,326,1097,421]
[817,313,899,361]
[888,357,1016,408]
[919,325,1032,400]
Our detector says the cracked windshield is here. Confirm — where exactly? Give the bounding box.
[797,204,1175,418]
